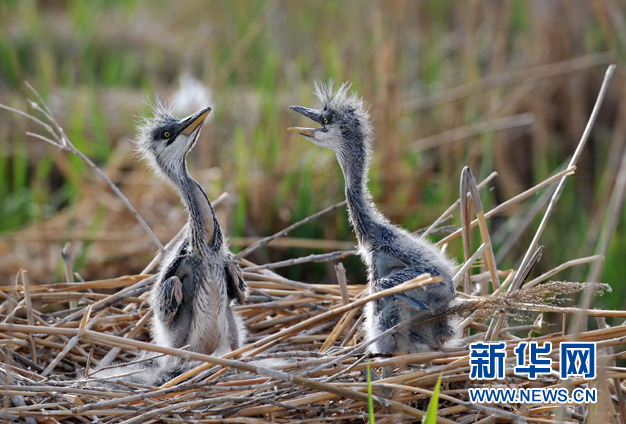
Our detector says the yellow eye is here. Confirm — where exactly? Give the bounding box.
[163,131,171,138]
[323,117,329,124]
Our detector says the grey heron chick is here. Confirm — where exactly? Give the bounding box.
[288,82,458,354]
[136,101,246,357]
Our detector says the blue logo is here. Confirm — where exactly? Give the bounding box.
[469,342,507,380]
[560,342,596,380]
[514,342,552,379]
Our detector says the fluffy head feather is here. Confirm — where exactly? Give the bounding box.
[133,97,177,179]
[133,98,210,182]
[313,80,373,150]
[134,97,175,149]
[313,81,369,121]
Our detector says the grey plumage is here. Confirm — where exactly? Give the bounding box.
[135,100,246,357]
[289,82,458,354]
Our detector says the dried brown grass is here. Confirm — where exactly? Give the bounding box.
[0,262,623,423]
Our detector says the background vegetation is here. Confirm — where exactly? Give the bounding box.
[0,0,624,313]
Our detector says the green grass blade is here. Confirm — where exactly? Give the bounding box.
[367,361,375,424]
[423,373,443,424]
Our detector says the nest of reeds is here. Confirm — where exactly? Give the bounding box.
[1,261,624,423]
[2,68,626,423]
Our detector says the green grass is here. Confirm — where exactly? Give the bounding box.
[366,361,375,423]
[423,373,443,424]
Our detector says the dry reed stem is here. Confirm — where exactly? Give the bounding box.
[243,249,356,272]
[320,308,357,353]
[98,310,154,368]
[334,262,351,306]
[437,165,576,246]
[423,171,497,238]
[452,243,488,289]
[3,322,431,419]
[486,247,543,339]
[235,200,348,259]
[164,275,441,387]
[5,268,611,422]
[463,167,500,291]
[0,275,148,293]
[41,305,95,377]
[459,167,473,298]
[410,113,534,151]
[494,178,555,262]
[1,83,165,252]
[19,270,37,366]
[514,65,616,297]
[242,275,442,354]
[402,52,611,111]
[526,255,605,288]
[61,242,77,309]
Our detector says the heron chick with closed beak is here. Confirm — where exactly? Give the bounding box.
[135,101,246,357]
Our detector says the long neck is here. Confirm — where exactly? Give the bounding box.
[336,146,380,245]
[169,159,222,253]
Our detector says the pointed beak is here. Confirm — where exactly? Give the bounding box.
[287,127,316,137]
[289,105,323,124]
[288,105,323,138]
[181,106,211,136]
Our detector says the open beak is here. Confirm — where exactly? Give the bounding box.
[287,127,316,137]
[288,105,323,137]
[181,106,211,136]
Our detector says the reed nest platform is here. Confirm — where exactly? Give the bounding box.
[1,266,625,423]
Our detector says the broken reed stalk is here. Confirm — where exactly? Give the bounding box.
[19,270,37,365]
[452,243,487,289]
[334,262,350,306]
[462,167,500,290]
[60,242,76,309]
[459,167,473,295]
